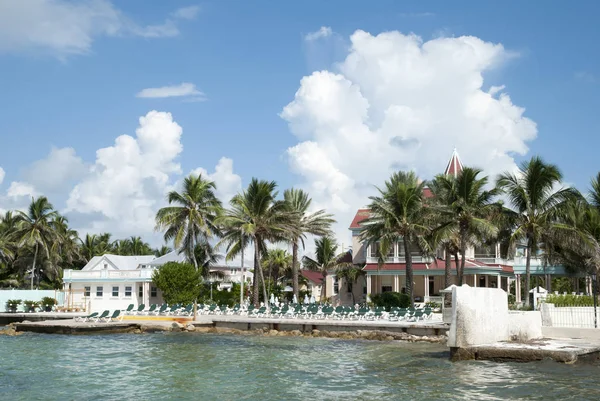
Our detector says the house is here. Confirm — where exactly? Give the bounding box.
[300,270,324,300]
[328,148,589,306]
[62,251,252,312]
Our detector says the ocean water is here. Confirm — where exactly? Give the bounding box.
[1,331,599,400]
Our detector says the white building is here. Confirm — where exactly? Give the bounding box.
[62,251,251,312]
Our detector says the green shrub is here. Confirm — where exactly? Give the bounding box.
[41,297,56,307]
[370,292,410,310]
[23,300,39,311]
[507,294,516,305]
[152,262,202,305]
[545,294,595,307]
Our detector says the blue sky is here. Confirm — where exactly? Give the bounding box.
[0,0,598,244]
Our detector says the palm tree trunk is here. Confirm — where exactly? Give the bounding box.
[444,246,451,304]
[525,236,532,308]
[253,244,260,306]
[454,253,460,285]
[30,243,39,290]
[404,238,414,307]
[459,230,467,286]
[257,256,269,308]
[321,270,327,302]
[292,240,299,301]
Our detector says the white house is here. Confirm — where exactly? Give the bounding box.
[62,251,252,312]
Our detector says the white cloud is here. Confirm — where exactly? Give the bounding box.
[7,182,38,198]
[305,26,333,41]
[0,0,193,57]
[574,71,596,83]
[0,167,4,185]
[136,82,206,101]
[171,5,200,20]
[191,157,243,205]
[23,147,85,192]
[281,30,537,244]
[66,110,184,236]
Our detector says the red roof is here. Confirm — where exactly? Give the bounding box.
[349,208,370,229]
[444,148,463,177]
[301,270,324,284]
[363,259,514,273]
[422,187,433,198]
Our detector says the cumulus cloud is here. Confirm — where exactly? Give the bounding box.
[66,111,184,235]
[0,167,4,185]
[281,30,538,244]
[7,182,38,198]
[0,0,195,57]
[305,26,333,41]
[23,147,85,193]
[136,83,206,101]
[191,157,243,205]
[171,5,200,20]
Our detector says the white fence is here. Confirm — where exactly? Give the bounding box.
[0,290,65,312]
[540,303,600,328]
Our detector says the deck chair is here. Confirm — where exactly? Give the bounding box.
[144,304,157,315]
[92,310,110,322]
[75,312,99,322]
[133,304,145,315]
[124,304,135,315]
[103,310,121,322]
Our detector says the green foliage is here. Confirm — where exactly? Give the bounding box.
[23,300,39,311]
[545,293,595,307]
[6,299,22,307]
[200,283,242,307]
[152,262,202,305]
[507,294,516,305]
[424,301,441,310]
[41,297,56,306]
[370,292,410,310]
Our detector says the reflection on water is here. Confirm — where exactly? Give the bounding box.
[1,332,599,400]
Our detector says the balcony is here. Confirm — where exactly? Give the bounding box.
[63,269,155,281]
[366,255,433,264]
[473,255,514,266]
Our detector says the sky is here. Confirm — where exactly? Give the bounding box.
[0,0,599,251]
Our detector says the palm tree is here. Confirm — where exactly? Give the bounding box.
[303,236,351,302]
[0,211,17,266]
[262,248,292,293]
[218,179,298,306]
[497,157,581,307]
[14,197,60,289]
[359,171,429,307]
[154,245,173,257]
[193,240,222,279]
[155,174,223,268]
[284,188,335,301]
[335,263,364,305]
[429,167,500,285]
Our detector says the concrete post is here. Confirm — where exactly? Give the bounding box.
[366,275,372,302]
[473,274,477,287]
[516,274,521,303]
[497,274,501,289]
[485,275,489,288]
[424,274,430,301]
[393,275,399,292]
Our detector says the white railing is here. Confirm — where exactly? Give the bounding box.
[473,257,514,266]
[365,255,433,264]
[63,269,155,280]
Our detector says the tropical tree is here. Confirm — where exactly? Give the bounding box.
[335,263,364,305]
[154,245,173,257]
[218,179,298,306]
[496,157,581,306]
[359,171,429,306]
[262,248,293,293]
[193,240,222,279]
[283,188,335,301]
[155,174,223,268]
[303,236,351,302]
[429,167,500,285]
[13,197,60,289]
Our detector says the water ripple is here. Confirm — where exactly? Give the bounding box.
[0,332,599,400]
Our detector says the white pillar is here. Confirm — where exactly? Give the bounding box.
[393,275,399,292]
[473,274,477,287]
[497,274,501,289]
[366,275,372,302]
[485,275,489,288]
[424,275,430,301]
[516,274,521,303]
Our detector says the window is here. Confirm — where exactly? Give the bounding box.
[333,277,339,295]
[103,263,108,269]
[125,286,132,297]
[138,286,143,297]
[382,286,393,293]
[151,287,157,297]
[369,242,394,259]
[84,286,90,297]
[112,286,119,297]
[96,286,103,297]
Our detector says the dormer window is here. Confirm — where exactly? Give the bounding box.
[103,263,108,269]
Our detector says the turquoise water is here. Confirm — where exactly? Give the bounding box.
[1,331,599,400]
